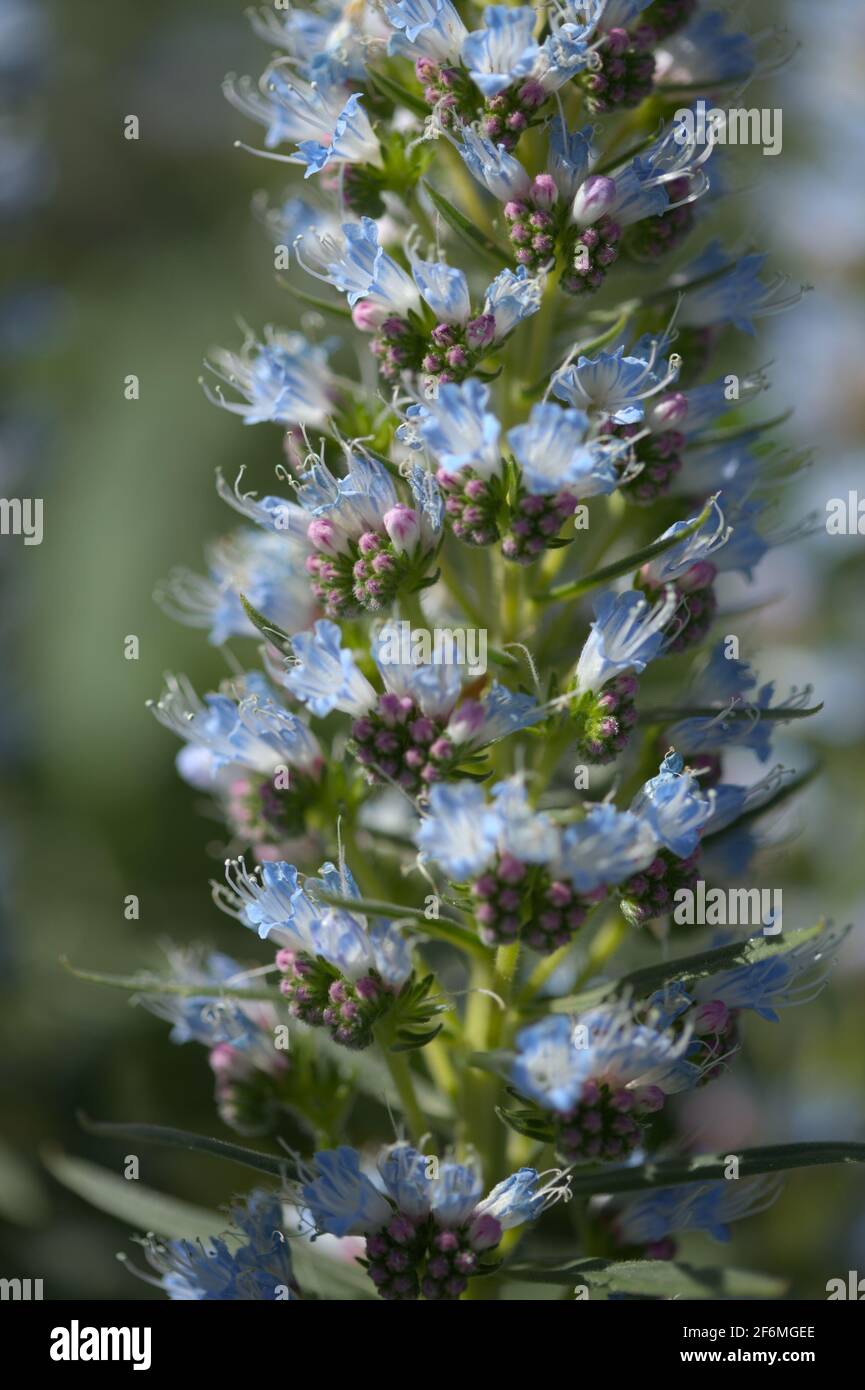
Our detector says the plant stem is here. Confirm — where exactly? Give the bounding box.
[380,1045,426,1144]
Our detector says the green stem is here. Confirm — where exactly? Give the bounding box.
[380,1045,426,1144]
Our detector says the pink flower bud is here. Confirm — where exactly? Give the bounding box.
[383,504,421,555]
[530,173,559,211]
[466,313,496,349]
[648,392,688,429]
[307,516,345,556]
[351,299,386,332]
[693,999,730,1035]
[571,175,618,227]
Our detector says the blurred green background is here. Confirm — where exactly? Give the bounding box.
[1,0,864,1298]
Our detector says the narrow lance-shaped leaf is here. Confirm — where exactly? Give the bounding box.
[367,68,429,118]
[563,1141,865,1199]
[61,957,281,1003]
[537,500,714,603]
[639,701,823,723]
[239,593,295,657]
[505,1254,787,1299]
[423,182,511,267]
[279,279,353,320]
[78,1116,293,1181]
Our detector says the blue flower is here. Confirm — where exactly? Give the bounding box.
[574,588,677,694]
[418,378,503,479]
[282,619,377,718]
[631,752,714,858]
[557,804,657,894]
[416,781,507,879]
[482,265,543,337]
[552,346,663,424]
[298,92,381,178]
[461,6,540,99]
[613,1176,782,1247]
[659,9,756,86]
[151,672,322,779]
[668,676,815,764]
[507,402,622,497]
[301,1147,394,1237]
[299,217,420,318]
[155,529,316,647]
[141,1190,295,1300]
[512,1004,702,1115]
[247,3,380,84]
[203,327,333,427]
[641,502,730,584]
[674,241,804,335]
[383,0,468,63]
[137,947,273,1050]
[694,924,849,1023]
[223,855,411,986]
[411,256,472,323]
[473,1168,551,1229]
[546,117,594,201]
[453,125,531,202]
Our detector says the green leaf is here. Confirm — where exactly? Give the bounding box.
[563,1141,865,1199]
[280,281,353,320]
[367,68,429,118]
[60,957,281,1003]
[43,1149,225,1239]
[536,500,714,603]
[239,593,295,656]
[78,1116,293,1181]
[549,919,837,1013]
[506,1255,787,1299]
[317,892,487,959]
[423,182,511,267]
[640,702,823,724]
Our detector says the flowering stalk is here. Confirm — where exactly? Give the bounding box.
[68,1,865,1304]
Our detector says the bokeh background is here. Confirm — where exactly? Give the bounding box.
[1,0,864,1298]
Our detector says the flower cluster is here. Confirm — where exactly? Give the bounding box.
[89,1,852,1305]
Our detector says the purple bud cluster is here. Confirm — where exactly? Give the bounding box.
[437,467,500,546]
[561,217,622,295]
[555,1079,664,1164]
[227,772,315,850]
[414,58,476,129]
[471,855,598,953]
[502,489,578,564]
[640,561,718,653]
[365,1208,504,1301]
[580,28,656,115]
[365,1212,427,1300]
[622,178,696,262]
[572,674,640,764]
[639,0,699,42]
[504,176,559,273]
[619,846,701,927]
[479,79,547,152]
[351,693,457,794]
[422,315,496,387]
[276,948,390,1049]
[306,523,418,615]
[610,418,686,505]
[368,314,422,383]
